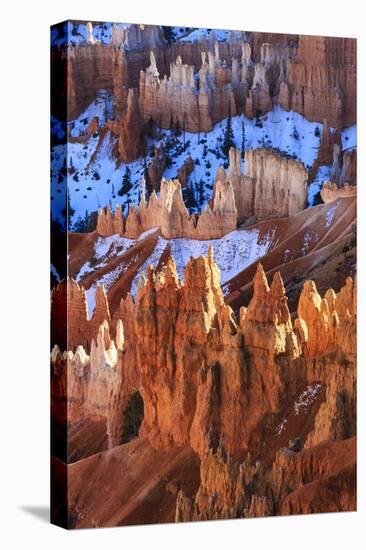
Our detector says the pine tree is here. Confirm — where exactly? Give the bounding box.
[222,110,235,157]
[183,186,197,212]
[118,167,132,196]
[162,26,175,44]
[241,119,246,156]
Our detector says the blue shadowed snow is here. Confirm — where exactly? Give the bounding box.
[51,99,356,228]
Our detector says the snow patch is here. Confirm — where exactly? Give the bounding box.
[293,383,322,416]
[51,21,130,46]
[129,237,168,297]
[325,201,338,228]
[52,104,351,227]
[180,28,231,42]
[138,227,159,240]
[342,125,357,151]
[275,418,288,436]
[308,165,332,207]
[81,227,275,311]
[75,261,92,282]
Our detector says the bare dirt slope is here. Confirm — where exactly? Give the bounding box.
[224,197,356,312]
[68,437,200,528]
[67,198,356,317]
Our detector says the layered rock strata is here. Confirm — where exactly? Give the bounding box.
[280,35,357,128]
[216,147,308,222]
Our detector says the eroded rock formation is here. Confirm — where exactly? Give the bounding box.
[131,257,355,460]
[146,143,166,191]
[216,147,308,222]
[53,24,356,145]
[280,35,357,128]
[96,146,309,239]
[97,177,237,240]
[51,318,132,450]
[51,279,111,350]
[117,88,144,162]
[320,181,357,203]
[52,251,356,521]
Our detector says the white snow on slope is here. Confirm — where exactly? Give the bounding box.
[129,238,169,298]
[180,28,232,42]
[52,105,345,227]
[308,165,332,206]
[94,234,134,260]
[293,383,322,416]
[342,125,357,151]
[69,90,113,137]
[325,201,339,228]
[51,21,130,46]
[78,227,275,312]
[168,229,275,287]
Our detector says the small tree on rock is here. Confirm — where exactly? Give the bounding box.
[222,109,235,157]
[118,166,132,196]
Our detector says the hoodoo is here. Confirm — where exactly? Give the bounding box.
[51,21,357,529]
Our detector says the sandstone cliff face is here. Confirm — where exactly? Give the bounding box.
[51,313,140,451]
[138,39,295,133]
[66,43,114,121]
[59,23,166,121]
[281,35,356,128]
[97,204,124,236]
[139,53,202,132]
[216,147,308,222]
[171,261,355,521]
[321,182,357,203]
[118,88,144,162]
[296,276,356,358]
[175,435,355,521]
[245,148,308,218]
[51,293,133,459]
[51,279,111,351]
[178,156,194,186]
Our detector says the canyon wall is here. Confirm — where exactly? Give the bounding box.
[216,147,308,222]
[280,35,357,129]
[63,23,166,120]
[53,25,356,159]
